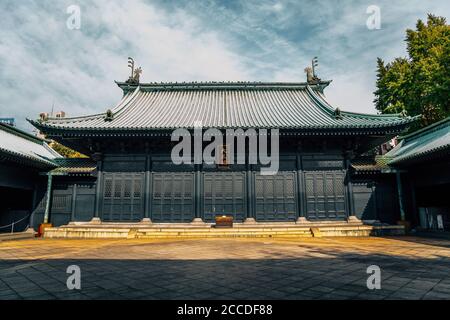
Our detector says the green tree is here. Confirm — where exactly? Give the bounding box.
[374,14,450,128]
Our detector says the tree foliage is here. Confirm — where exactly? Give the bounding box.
[374,14,450,128]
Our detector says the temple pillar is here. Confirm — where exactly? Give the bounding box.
[92,153,103,223]
[296,154,309,224]
[71,183,77,222]
[43,173,53,224]
[344,153,360,223]
[244,164,256,224]
[191,164,205,224]
[142,155,152,223]
[396,171,406,221]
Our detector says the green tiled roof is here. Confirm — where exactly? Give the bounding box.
[28,81,416,135]
[387,117,450,165]
[51,158,97,175]
[0,123,59,168]
[351,155,392,173]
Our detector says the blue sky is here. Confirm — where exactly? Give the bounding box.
[0,0,449,131]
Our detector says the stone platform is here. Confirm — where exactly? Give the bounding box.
[42,221,405,239]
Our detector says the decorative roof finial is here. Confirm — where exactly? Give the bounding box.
[312,56,319,78]
[304,67,314,83]
[133,67,142,83]
[126,57,142,84]
[105,109,114,122]
[305,57,321,84]
[128,57,135,78]
[334,107,343,120]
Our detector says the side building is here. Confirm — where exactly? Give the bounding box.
[386,117,450,231]
[0,123,59,233]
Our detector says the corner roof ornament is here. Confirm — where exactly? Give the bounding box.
[305,57,322,85]
[126,57,142,84]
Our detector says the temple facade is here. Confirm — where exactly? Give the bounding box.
[28,79,417,227]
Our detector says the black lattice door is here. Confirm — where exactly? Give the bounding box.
[255,172,297,221]
[151,172,194,222]
[203,172,246,222]
[305,171,346,220]
[102,173,144,222]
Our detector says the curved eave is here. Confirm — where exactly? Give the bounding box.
[0,147,58,169]
[28,121,413,138]
[388,144,450,166]
[308,85,419,122]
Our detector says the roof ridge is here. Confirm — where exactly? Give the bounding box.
[26,87,142,126]
[0,122,44,145]
[305,85,337,116]
[399,116,450,142]
[116,80,333,93]
[0,146,58,167]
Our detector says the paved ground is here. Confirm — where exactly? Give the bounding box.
[1,236,450,300]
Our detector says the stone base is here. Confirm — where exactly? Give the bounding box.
[37,223,53,237]
[140,218,152,224]
[243,218,257,224]
[191,218,206,225]
[90,217,102,225]
[42,223,406,239]
[397,220,411,232]
[296,217,310,224]
[25,227,36,234]
[347,216,362,224]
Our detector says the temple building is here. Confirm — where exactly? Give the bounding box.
[26,73,419,229]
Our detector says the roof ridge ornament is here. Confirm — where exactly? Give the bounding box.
[305,57,322,84]
[334,107,343,120]
[104,109,114,122]
[125,57,142,84]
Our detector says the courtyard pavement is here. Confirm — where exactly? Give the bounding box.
[1,236,450,300]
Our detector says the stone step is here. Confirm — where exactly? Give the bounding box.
[136,231,313,239]
[42,224,405,239]
[0,230,36,241]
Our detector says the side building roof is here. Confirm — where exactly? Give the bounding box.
[50,158,97,176]
[387,117,450,166]
[0,123,60,169]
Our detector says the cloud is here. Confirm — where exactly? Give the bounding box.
[0,0,251,130]
[0,0,449,131]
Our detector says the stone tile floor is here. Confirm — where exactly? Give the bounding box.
[1,236,450,300]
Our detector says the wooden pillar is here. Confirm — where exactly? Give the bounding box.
[71,183,77,222]
[246,164,254,220]
[296,155,306,219]
[194,164,202,219]
[344,156,356,219]
[410,182,418,226]
[396,171,406,221]
[347,173,355,217]
[43,173,53,224]
[143,155,152,222]
[93,154,103,219]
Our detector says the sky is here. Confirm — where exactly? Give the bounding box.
[0,0,449,132]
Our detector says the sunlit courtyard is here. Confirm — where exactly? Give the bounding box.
[1,237,450,300]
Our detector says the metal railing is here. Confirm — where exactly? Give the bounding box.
[0,214,31,234]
